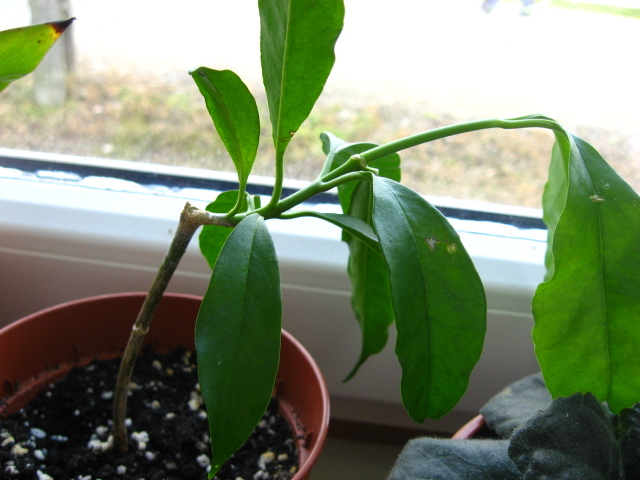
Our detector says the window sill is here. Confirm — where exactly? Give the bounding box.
[0,149,544,434]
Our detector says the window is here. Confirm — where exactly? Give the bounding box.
[1,0,638,210]
[3,0,586,430]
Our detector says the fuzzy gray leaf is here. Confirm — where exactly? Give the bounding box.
[387,437,520,480]
[618,403,640,478]
[480,373,552,439]
[508,393,623,480]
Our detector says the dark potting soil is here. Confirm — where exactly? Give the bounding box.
[0,347,298,480]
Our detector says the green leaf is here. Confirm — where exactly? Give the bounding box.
[508,393,623,480]
[320,131,401,213]
[0,18,74,92]
[195,214,282,477]
[191,67,260,193]
[318,133,401,380]
[291,210,380,253]
[259,0,344,156]
[343,180,395,381]
[371,176,486,420]
[532,132,640,414]
[199,190,249,269]
[541,135,571,281]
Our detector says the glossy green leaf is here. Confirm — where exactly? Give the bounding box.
[371,176,486,420]
[541,135,571,281]
[533,132,640,414]
[284,203,390,379]
[0,18,74,92]
[291,210,380,253]
[343,180,394,381]
[320,131,401,213]
[191,67,260,192]
[199,190,249,269]
[259,0,344,156]
[195,214,282,477]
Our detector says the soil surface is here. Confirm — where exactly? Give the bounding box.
[0,347,298,480]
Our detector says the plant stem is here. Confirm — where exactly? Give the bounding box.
[227,183,247,218]
[267,149,286,211]
[112,203,201,452]
[111,116,566,452]
[319,153,369,183]
[262,170,371,217]
[360,116,564,163]
[253,117,564,222]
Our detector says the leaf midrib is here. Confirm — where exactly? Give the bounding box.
[576,140,611,398]
[275,0,293,153]
[386,182,433,398]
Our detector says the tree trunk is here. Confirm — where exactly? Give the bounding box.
[29,0,75,107]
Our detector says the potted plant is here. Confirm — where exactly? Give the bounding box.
[0,293,328,479]
[1,15,330,480]
[389,373,640,479]
[2,1,640,479]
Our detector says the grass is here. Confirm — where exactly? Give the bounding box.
[1,65,638,209]
[550,0,640,19]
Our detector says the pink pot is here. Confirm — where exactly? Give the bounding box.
[451,414,486,439]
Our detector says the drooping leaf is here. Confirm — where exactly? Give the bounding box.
[343,180,394,381]
[508,393,623,480]
[195,214,282,477]
[199,190,249,269]
[259,0,344,156]
[371,176,486,420]
[319,132,402,380]
[291,210,380,253]
[532,131,640,414]
[285,203,390,379]
[191,67,260,193]
[0,18,74,92]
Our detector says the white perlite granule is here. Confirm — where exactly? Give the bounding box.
[36,471,54,480]
[196,454,210,467]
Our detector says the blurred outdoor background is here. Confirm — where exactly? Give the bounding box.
[1,0,638,208]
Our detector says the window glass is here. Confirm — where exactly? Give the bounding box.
[1,0,638,209]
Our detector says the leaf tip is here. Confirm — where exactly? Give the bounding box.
[50,17,75,35]
[187,66,206,77]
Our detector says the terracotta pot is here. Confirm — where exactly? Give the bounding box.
[0,292,329,479]
[451,414,485,439]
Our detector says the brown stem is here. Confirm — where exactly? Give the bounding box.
[112,203,200,452]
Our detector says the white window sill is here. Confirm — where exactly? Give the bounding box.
[0,149,545,434]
